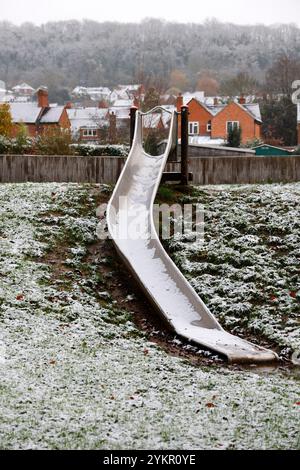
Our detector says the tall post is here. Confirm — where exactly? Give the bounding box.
[181,105,189,186]
[130,106,138,148]
[109,111,117,144]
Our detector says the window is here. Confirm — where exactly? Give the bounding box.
[188,121,199,135]
[227,121,239,133]
[83,129,97,137]
[207,120,212,132]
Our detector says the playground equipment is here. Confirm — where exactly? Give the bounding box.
[106,106,278,363]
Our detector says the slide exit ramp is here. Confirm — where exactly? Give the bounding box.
[106,108,278,363]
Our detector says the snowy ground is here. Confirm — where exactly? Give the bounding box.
[0,182,299,450]
[165,183,300,358]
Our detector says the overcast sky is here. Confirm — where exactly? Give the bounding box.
[0,0,299,26]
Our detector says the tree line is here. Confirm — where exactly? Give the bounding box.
[0,18,299,100]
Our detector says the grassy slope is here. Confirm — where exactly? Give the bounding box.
[0,182,299,450]
[161,183,300,358]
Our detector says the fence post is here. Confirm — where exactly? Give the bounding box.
[181,105,189,185]
[130,106,138,148]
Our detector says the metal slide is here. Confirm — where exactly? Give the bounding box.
[107,108,278,363]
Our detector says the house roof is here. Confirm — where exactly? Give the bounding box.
[241,103,262,122]
[109,106,130,119]
[67,107,108,130]
[12,82,35,92]
[39,106,65,123]
[9,102,41,123]
[200,100,262,122]
[118,84,141,92]
[9,102,66,124]
[183,91,205,105]
[186,96,262,123]
[112,99,133,108]
[72,86,111,97]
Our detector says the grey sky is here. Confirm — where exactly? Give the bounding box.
[0,0,299,26]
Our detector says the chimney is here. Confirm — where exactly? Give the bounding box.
[176,93,183,112]
[213,97,218,105]
[37,87,49,108]
[98,99,108,109]
[238,95,246,105]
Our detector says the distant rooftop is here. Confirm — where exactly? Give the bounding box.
[12,82,35,92]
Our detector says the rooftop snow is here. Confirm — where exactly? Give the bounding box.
[40,106,65,123]
[67,107,108,131]
[12,82,35,92]
[9,102,41,123]
[183,91,205,105]
[187,98,262,122]
[111,99,133,108]
[109,106,130,119]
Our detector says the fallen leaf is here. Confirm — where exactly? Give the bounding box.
[49,359,56,365]
[16,294,24,301]
[205,403,215,408]
[295,401,300,406]
[290,291,297,299]
[143,348,149,356]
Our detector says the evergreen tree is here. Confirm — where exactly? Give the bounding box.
[144,131,158,156]
[226,126,242,148]
[261,97,297,146]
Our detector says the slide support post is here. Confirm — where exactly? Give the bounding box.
[181,105,189,185]
[130,106,138,148]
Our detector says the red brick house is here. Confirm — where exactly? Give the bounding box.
[176,95,262,144]
[10,87,70,137]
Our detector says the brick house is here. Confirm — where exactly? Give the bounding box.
[9,87,70,137]
[66,106,109,142]
[176,95,262,144]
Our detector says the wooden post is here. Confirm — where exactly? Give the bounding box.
[130,106,138,148]
[109,112,117,144]
[181,105,189,185]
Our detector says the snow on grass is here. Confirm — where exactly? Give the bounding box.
[0,183,299,450]
[166,183,300,358]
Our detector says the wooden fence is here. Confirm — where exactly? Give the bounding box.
[1,154,300,185]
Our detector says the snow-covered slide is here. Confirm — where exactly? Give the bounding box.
[106,108,278,363]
